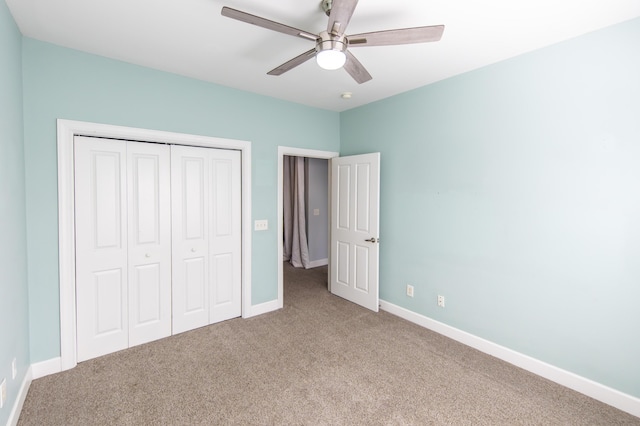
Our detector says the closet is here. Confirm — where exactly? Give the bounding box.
[74,136,241,362]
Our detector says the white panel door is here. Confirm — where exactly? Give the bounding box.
[127,141,172,347]
[171,145,210,334]
[330,153,380,312]
[171,145,242,334]
[75,137,129,362]
[76,138,242,357]
[209,150,242,323]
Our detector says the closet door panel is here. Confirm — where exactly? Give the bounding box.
[211,253,233,306]
[127,141,172,347]
[132,264,161,322]
[171,145,210,334]
[94,269,126,334]
[75,137,129,362]
[184,257,207,312]
[209,151,242,323]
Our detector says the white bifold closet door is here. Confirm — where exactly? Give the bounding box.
[75,137,171,362]
[171,145,242,334]
[75,138,241,361]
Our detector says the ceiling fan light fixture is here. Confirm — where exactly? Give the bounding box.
[316,49,346,70]
[316,31,347,70]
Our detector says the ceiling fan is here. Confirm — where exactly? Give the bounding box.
[221,0,444,84]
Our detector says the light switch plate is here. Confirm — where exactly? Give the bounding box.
[254,219,268,231]
[313,209,320,216]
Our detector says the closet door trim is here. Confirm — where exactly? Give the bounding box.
[57,119,253,372]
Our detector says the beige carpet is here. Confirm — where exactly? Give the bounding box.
[19,263,639,425]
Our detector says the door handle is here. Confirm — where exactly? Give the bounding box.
[145,253,151,258]
[364,238,379,243]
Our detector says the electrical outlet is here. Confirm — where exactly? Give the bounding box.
[0,378,6,408]
[254,219,268,231]
[406,285,414,297]
[437,295,445,308]
[12,358,17,380]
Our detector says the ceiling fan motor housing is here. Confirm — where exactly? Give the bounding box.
[316,31,347,54]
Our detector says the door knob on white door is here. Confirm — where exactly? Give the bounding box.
[145,253,151,258]
[364,237,379,243]
[191,248,196,252]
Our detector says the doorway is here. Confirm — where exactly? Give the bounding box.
[277,147,338,309]
[283,156,329,269]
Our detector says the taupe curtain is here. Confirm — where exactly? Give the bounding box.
[283,156,310,268]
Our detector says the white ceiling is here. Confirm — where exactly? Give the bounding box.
[7,0,640,111]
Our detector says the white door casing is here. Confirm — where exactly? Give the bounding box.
[330,153,381,312]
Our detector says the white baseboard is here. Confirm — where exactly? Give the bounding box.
[8,366,32,426]
[31,357,62,379]
[379,299,640,418]
[307,258,328,269]
[244,299,280,318]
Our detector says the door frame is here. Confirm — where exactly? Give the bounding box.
[277,146,338,308]
[57,119,252,371]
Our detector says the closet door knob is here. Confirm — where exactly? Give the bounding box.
[191,248,196,253]
[145,253,151,258]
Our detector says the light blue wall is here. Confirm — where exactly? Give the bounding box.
[22,38,340,363]
[341,18,640,397]
[0,2,29,424]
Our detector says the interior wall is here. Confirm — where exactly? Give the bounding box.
[0,3,29,424]
[21,38,340,364]
[305,158,329,265]
[340,17,640,398]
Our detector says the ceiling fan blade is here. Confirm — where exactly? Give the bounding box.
[349,25,445,47]
[221,7,318,41]
[327,0,359,35]
[267,48,317,76]
[343,50,372,84]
